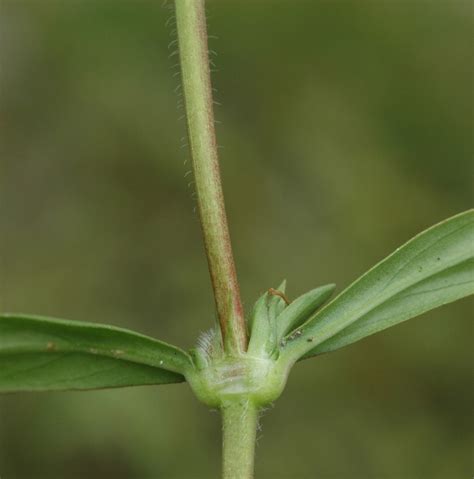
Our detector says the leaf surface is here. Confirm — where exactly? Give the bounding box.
[276,284,336,340]
[280,210,474,362]
[0,314,193,392]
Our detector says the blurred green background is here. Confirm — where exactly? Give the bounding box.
[0,1,472,478]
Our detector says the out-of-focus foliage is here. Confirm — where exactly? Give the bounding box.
[0,1,472,478]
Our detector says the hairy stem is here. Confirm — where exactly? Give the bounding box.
[222,401,259,479]
[175,0,247,355]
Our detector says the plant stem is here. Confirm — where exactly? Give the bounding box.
[175,3,258,477]
[222,401,259,479]
[175,0,247,355]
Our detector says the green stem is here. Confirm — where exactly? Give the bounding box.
[222,401,259,479]
[175,0,247,355]
[175,3,258,477]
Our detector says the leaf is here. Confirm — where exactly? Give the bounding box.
[247,291,271,357]
[280,210,474,363]
[0,314,194,392]
[247,280,286,357]
[0,353,182,392]
[268,279,288,319]
[247,282,336,359]
[276,284,336,341]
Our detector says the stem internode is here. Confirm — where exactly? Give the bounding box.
[175,0,247,355]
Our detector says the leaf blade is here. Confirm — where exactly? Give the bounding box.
[276,284,336,341]
[307,259,473,356]
[280,210,474,362]
[0,314,193,392]
[0,353,184,393]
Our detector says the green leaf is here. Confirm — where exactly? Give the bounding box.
[276,284,336,341]
[268,279,287,319]
[0,314,194,392]
[247,280,286,358]
[280,210,474,363]
[247,291,271,357]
